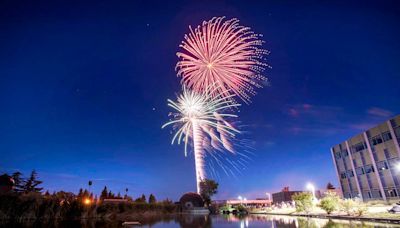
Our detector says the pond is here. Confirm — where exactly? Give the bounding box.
[2,214,400,227]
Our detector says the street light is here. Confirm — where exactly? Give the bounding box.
[83,198,91,205]
[395,163,400,172]
[306,183,316,200]
[238,196,243,205]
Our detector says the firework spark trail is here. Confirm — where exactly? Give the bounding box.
[176,17,270,103]
[162,86,240,193]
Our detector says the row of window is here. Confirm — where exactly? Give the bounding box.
[370,131,392,146]
[334,149,348,159]
[341,165,376,179]
[352,142,367,153]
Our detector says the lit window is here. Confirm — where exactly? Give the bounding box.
[377,161,388,171]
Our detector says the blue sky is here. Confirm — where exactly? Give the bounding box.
[0,0,399,200]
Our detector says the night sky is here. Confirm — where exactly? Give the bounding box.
[1,0,399,200]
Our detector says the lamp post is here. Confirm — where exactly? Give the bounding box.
[396,163,400,172]
[306,183,316,201]
[238,196,243,205]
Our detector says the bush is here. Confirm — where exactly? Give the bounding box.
[319,192,339,214]
[340,198,367,216]
[292,192,313,214]
[340,199,356,215]
[355,202,368,216]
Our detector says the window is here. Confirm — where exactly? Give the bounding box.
[371,135,383,146]
[395,127,400,139]
[353,143,366,152]
[386,189,398,197]
[347,170,354,178]
[340,172,347,179]
[382,132,392,142]
[342,150,349,157]
[335,152,341,159]
[377,161,389,171]
[356,167,365,175]
[365,165,375,174]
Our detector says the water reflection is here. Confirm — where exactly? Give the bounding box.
[2,214,400,227]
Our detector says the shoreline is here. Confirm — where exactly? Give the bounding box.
[250,212,400,224]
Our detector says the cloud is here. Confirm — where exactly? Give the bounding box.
[286,103,343,119]
[367,107,393,118]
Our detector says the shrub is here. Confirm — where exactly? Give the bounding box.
[292,192,313,214]
[340,199,356,215]
[355,202,368,216]
[319,192,339,214]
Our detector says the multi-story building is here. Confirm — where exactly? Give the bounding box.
[331,115,400,201]
[272,187,303,204]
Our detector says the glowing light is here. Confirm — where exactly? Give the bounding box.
[396,163,400,172]
[176,17,269,103]
[306,183,316,200]
[162,86,240,193]
[83,198,91,205]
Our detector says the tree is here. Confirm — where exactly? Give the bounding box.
[149,194,156,204]
[44,190,50,197]
[108,190,114,198]
[326,182,335,190]
[292,192,313,214]
[100,186,108,200]
[319,192,339,214]
[199,179,219,207]
[135,194,146,203]
[11,171,25,193]
[141,194,146,202]
[78,188,83,197]
[23,170,43,193]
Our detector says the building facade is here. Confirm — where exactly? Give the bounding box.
[272,187,303,204]
[331,115,400,201]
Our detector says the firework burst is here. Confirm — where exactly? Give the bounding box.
[176,16,270,103]
[162,86,240,193]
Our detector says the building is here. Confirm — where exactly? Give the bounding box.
[179,192,209,214]
[331,115,400,201]
[272,187,303,204]
[225,199,272,207]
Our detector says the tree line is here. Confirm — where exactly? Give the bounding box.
[0,170,177,221]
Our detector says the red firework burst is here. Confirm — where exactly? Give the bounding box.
[176,16,269,103]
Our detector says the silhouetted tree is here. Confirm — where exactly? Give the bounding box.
[326,182,335,190]
[200,179,218,207]
[78,188,83,197]
[100,186,108,200]
[149,194,156,204]
[135,194,146,203]
[23,170,43,193]
[11,171,25,193]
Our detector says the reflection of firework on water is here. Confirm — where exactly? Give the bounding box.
[176,16,270,103]
[162,86,240,193]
